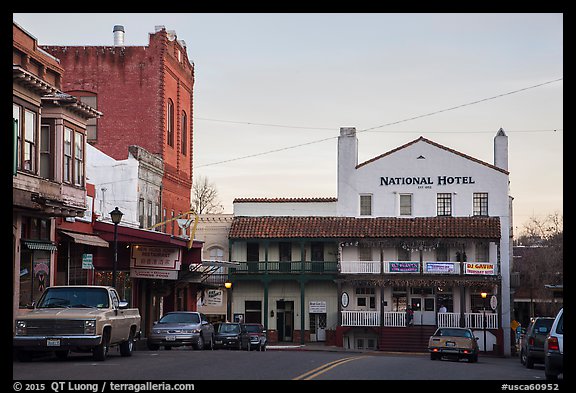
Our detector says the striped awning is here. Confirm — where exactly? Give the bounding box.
[22,240,58,251]
[59,230,109,248]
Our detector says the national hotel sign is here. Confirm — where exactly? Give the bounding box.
[130,245,181,280]
[380,175,475,188]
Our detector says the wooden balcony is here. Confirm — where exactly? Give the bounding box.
[231,261,338,274]
[341,310,499,328]
[339,260,498,276]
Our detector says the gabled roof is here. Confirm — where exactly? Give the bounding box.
[356,136,509,175]
[229,216,501,240]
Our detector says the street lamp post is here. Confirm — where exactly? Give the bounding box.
[224,280,232,322]
[109,207,124,289]
[481,291,488,353]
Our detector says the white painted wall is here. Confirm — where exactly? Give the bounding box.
[233,201,336,216]
[86,144,140,228]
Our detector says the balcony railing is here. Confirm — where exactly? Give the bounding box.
[339,260,497,276]
[231,261,338,274]
[341,310,499,329]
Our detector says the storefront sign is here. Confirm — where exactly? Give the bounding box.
[130,245,181,270]
[82,253,94,269]
[341,292,349,308]
[424,262,456,274]
[198,289,223,307]
[380,175,475,186]
[130,268,179,280]
[464,262,495,275]
[388,261,420,273]
[309,300,327,313]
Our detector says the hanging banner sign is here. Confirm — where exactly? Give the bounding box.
[464,262,495,275]
[388,261,420,273]
[424,262,456,274]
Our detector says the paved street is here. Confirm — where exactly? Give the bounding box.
[13,346,558,382]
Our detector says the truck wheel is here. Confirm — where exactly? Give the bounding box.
[93,330,110,361]
[120,330,134,357]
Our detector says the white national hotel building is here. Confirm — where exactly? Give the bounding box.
[227,128,512,356]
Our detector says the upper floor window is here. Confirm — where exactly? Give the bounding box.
[23,109,38,173]
[74,132,84,186]
[360,194,372,216]
[63,126,85,186]
[436,244,449,262]
[63,127,73,183]
[138,198,145,228]
[167,99,175,147]
[209,247,224,261]
[399,194,412,216]
[437,193,452,216]
[473,193,489,216]
[397,246,411,261]
[279,242,292,261]
[475,242,489,262]
[40,124,53,180]
[181,111,187,155]
[77,95,98,141]
[359,247,372,261]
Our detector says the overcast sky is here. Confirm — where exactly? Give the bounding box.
[13,13,563,233]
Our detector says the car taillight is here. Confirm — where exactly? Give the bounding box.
[547,336,560,351]
[528,337,535,346]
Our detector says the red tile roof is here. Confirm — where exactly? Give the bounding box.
[229,216,501,239]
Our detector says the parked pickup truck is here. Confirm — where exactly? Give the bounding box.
[13,285,141,361]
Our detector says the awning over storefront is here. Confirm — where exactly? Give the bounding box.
[22,240,58,251]
[59,230,109,248]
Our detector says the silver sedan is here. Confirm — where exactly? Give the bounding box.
[146,311,214,350]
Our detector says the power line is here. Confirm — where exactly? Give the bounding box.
[196,78,562,168]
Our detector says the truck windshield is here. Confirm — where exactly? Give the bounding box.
[37,287,110,308]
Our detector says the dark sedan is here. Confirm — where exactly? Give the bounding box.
[213,322,248,350]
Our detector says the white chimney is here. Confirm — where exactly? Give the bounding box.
[113,25,125,46]
[337,127,358,216]
[494,128,508,171]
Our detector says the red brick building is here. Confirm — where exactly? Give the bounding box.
[43,26,194,235]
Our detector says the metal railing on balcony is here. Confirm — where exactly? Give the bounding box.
[231,261,338,274]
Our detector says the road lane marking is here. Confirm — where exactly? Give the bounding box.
[293,355,369,380]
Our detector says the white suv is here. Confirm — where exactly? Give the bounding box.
[544,308,563,380]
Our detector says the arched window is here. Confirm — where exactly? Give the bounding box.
[167,99,174,147]
[181,111,187,155]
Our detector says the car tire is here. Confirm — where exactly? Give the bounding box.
[468,353,478,363]
[93,330,110,361]
[195,335,204,350]
[526,355,535,369]
[430,353,439,360]
[520,350,526,366]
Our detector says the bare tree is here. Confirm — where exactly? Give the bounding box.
[192,176,224,214]
[514,212,563,317]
